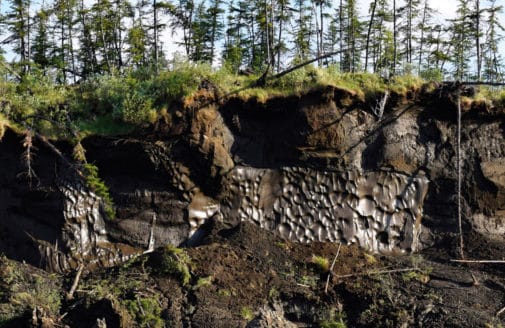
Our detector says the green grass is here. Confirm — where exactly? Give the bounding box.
[160,245,192,286]
[194,276,213,290]
[240,306,254,320]
[0,256,61,323]
[2,61,504,142]
[77,115,136,137]
[311,255,330,273]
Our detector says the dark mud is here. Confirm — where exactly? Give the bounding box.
[1,221,504,327]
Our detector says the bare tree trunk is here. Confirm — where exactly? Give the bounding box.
[313,2,320,65]
[319,0,324,66]
[61,16,67,83]
[339,0,343,66]
[153,0,158,71]
[407,0,412,63]
[67,5,77,83]
[276,0,285,72]
[418,0,428,73]
[365,0,377,72]
[392,0,397,75]
[475,0,481,80]
[26,2,31,74]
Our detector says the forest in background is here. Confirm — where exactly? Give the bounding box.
[0,0,503,83]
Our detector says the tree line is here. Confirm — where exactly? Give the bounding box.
[0,0,503,83]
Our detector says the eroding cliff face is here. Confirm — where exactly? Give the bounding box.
[1,85,504,272]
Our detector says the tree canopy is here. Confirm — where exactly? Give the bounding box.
[0,0,503,82]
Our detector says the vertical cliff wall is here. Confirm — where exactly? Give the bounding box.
[0,85,504,271]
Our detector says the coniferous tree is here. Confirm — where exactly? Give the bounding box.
[4,0,32,74]
[451,0,474,80]
[77,0,99,77]
[417,0,435,74]
[167,0,195,59]
[291,0,311,63]
[341,0,362,72]
[364,0,393,74]
[207,0,224,63]
[223,0,245,71]
[127,19,149,67]
[397,0,421,69]
[482,0,504,82]
[274,0,290,71]
[324,11,340,65]
[31,8,53,73]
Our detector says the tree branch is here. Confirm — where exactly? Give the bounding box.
[450,259,505,264]
[336,267,421,279]
[66,263,84,301]
[256,48,362,86]
[325,243,341,294]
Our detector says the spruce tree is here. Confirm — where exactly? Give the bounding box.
[4,0,32,74]
[31,8,53,73]
[482,0,504,82]
[451,0,474,80]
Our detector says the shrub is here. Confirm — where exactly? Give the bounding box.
[0,256,61,323]
[160,245,191,286]
[420,68,444,82]
[124,295,165,328]
[115,92,155,125]
[311,255,330,272]
[194,276,213,290]
[82,163,115,219]
[240,306,254,320]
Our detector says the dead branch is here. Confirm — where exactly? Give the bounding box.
[0,60,22,82]
[336,267,421,279]
[325,243,342,294]
[257,48,362,86]
[372,90,389,119]
[66,263,85,301]
[450,259,505,264]
[36,134,72,166]
[497,306,505,317]
[19,129,39,188]
[442,81,505,86]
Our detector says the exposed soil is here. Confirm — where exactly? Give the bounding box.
[1,84,505,327]
[2,221,504,327]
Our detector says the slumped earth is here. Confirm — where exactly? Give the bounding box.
[1,83,505,327]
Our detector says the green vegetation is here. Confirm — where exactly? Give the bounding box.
[0,256,61,323]
[82,256,167,327]
[216,289,232,297]
[321,307,347,328]
[160,245,192,286]
[1,58,504,144]
[311,254,330,273]
[0,0,503,144]
[194,276,213,290]
[82,163,115,219]
[240,306,254,321]
[320,319,347,328]
[124,296,165,328]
